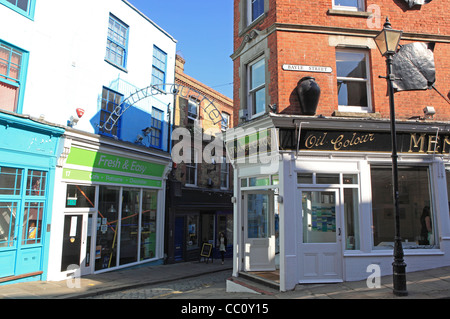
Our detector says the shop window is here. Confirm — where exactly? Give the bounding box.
[22,202,44,245]
[26,170,46,197]
[0,202,18,248]
[247,57,266,118]
[119,188,140,266]
[371,166,437,249]
[65,185,96,208]
[0,167,23,195]
[95,186,120,271]
[332,0,364,11]
[336,49,371,112]
[187,215,199,250]
[105,14,128,70]
[316,173,340,184]
[141,190,157,260]
[344,188,360,250]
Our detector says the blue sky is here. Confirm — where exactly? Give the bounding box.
[128,0,234,99]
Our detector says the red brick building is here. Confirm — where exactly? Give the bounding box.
[227,0,450,292]
[232,0,449,122]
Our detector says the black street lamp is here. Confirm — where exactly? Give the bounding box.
[375,17,408,297]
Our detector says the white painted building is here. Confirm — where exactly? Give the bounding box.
[0,0,177,283]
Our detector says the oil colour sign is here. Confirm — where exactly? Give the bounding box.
[278,129,450,154]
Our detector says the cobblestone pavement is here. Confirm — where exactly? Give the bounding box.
[84,269,233,299]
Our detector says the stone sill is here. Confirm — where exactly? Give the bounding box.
[327,9,373,18]
[332,111,382,119]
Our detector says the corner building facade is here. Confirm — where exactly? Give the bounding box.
[228,0,450,291]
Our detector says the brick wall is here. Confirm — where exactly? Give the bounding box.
[234,0,450,121]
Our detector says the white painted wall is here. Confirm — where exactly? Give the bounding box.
[0,0,176,135]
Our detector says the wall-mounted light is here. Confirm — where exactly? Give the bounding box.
[135,134,144,143]
[423,106,436,118]
[142,127,153,136]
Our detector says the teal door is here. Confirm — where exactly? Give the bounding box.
[0,167,47,280]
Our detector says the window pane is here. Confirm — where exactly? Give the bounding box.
[22,202,44,245]
[344,188,360,250]
[334,0,359,8]
[251,0,264,21]
[120,188,140,266]
[253,87,266,114]
[316,173,340,184]
[0,167,22,195]
[371,166,436,249]
[95,186,120,271]
[251,58,265,89]
[302,191,336,243]
[248,193,269,238]
[65,185,96,208]
[337,80,368,107]
[336,51,367,78]
[297,173,313,184]
[141,190,157,260]
[0,202,17,248]
[187,215,199,250]
[26,170,46,196]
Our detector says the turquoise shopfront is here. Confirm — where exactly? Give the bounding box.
[0,111,64,284]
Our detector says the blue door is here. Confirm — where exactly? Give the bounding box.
[174,217,184,262]
[0,168,47,280]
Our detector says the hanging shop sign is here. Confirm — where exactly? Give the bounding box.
[278,129,450,154]
[282,64,332,73]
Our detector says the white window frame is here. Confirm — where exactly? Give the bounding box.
[221,112,230,131]
[247,0,265,25]
[185,149,198,187]
[187,99,199,124]
[332,0,365,12]
[336,49,372,113]
[247,56,266,119]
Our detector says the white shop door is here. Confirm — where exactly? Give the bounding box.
[299,189,343,283]
[243,191,276,272]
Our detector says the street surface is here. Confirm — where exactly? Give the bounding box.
[83,269,259,299]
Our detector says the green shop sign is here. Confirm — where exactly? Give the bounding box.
[63,147,165,187]
[66,147,165,177]
[63,168,162,188]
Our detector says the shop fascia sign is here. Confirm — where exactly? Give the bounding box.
[279,129,450,154]
[63,147,165,187]
[225,127,279,162]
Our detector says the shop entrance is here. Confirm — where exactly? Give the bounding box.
[243,191,276,272]
[299,189,343,283]
[61,213,93,276]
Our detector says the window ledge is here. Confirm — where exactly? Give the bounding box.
[327,9,372,18]
[104,59,128,73]
[333,111,381,119]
